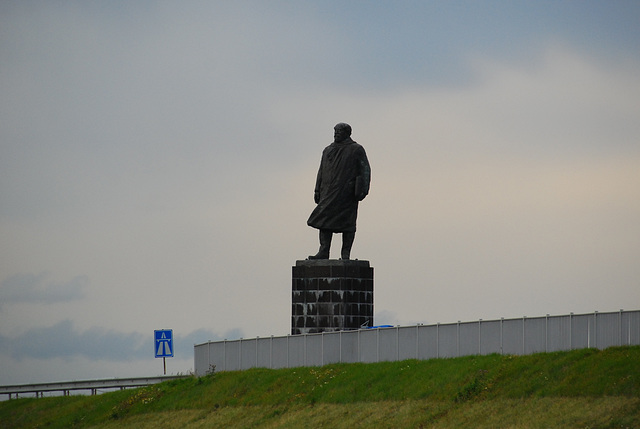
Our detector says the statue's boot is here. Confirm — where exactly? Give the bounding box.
[308,230,332,259]
[341,231,355,260]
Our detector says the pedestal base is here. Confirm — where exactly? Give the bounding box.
[291,259,373,335]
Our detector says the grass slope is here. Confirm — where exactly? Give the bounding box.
[1,346,639,428]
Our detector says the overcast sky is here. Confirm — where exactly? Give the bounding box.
[1,1,639,386]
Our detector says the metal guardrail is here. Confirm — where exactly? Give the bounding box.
[0,375,190,399]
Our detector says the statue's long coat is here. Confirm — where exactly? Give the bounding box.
[307,138,371,233]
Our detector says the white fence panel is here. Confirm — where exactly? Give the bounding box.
[524,317,547,354]
[437,324,458,358]
[417,325,438,359]
[287,336,305,368]
[547,315,570,352]
[479,320,501,355]
[378,328,398,362]
[502,319,524,355]
[459,322,479,356]
[340,330,359,363]
[305,334,323,367]
[625,311,640,345]
[322,332,341,365]
[271,336,289,369]
[359,329,378,363]
[210,342,225,371]
[595,312,620,349]
[223,341,240,371]
[257,338,272,368]
[571,314,591,349]
[240,339,257,369]
[398,326,418,361]
[194,342,209,375]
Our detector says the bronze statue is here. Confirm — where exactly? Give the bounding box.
[307,123,371,260]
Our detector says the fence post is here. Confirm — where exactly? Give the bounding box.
[594,311,598,349]
[569,313,573,350]
[255,337,259,368]
[619,309,623,346]
[436,323,440,358]
[500,318,504,355]
[522,316,526,355]
[457,321,460,357]
[223,339,226,372]
[478,319,482,355]
[545,314,549,352]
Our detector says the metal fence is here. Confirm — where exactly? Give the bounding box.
[0,375,189,399]
[194,310,640,375]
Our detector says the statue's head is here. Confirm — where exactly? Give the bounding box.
[334,122,352,142]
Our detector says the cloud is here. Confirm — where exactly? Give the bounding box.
[0,273,87,306]
[0,320,243,362]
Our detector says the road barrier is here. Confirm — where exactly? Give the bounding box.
[0,375,189,399]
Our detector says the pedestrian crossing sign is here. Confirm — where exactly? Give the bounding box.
[154,329,174,358]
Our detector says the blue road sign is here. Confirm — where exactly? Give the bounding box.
[154,329,174,358]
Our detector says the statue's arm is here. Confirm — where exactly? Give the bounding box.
[314,162,323,204]
[355,148,371,201]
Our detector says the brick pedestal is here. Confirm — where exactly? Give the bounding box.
[291,259,373,335]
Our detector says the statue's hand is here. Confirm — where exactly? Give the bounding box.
[355,176,369,201]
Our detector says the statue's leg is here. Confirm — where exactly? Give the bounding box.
[341,231,355,260]
[308,230,332,259]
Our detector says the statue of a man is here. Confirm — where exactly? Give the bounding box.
[307,123,371,260]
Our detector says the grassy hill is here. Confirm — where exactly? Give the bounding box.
[2,346,639,428]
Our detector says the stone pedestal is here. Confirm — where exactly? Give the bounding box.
[291,259,373,335]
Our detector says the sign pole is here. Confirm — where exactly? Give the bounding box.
[154,329,173,375]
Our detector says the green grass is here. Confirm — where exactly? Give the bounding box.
[1,346,639,428]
